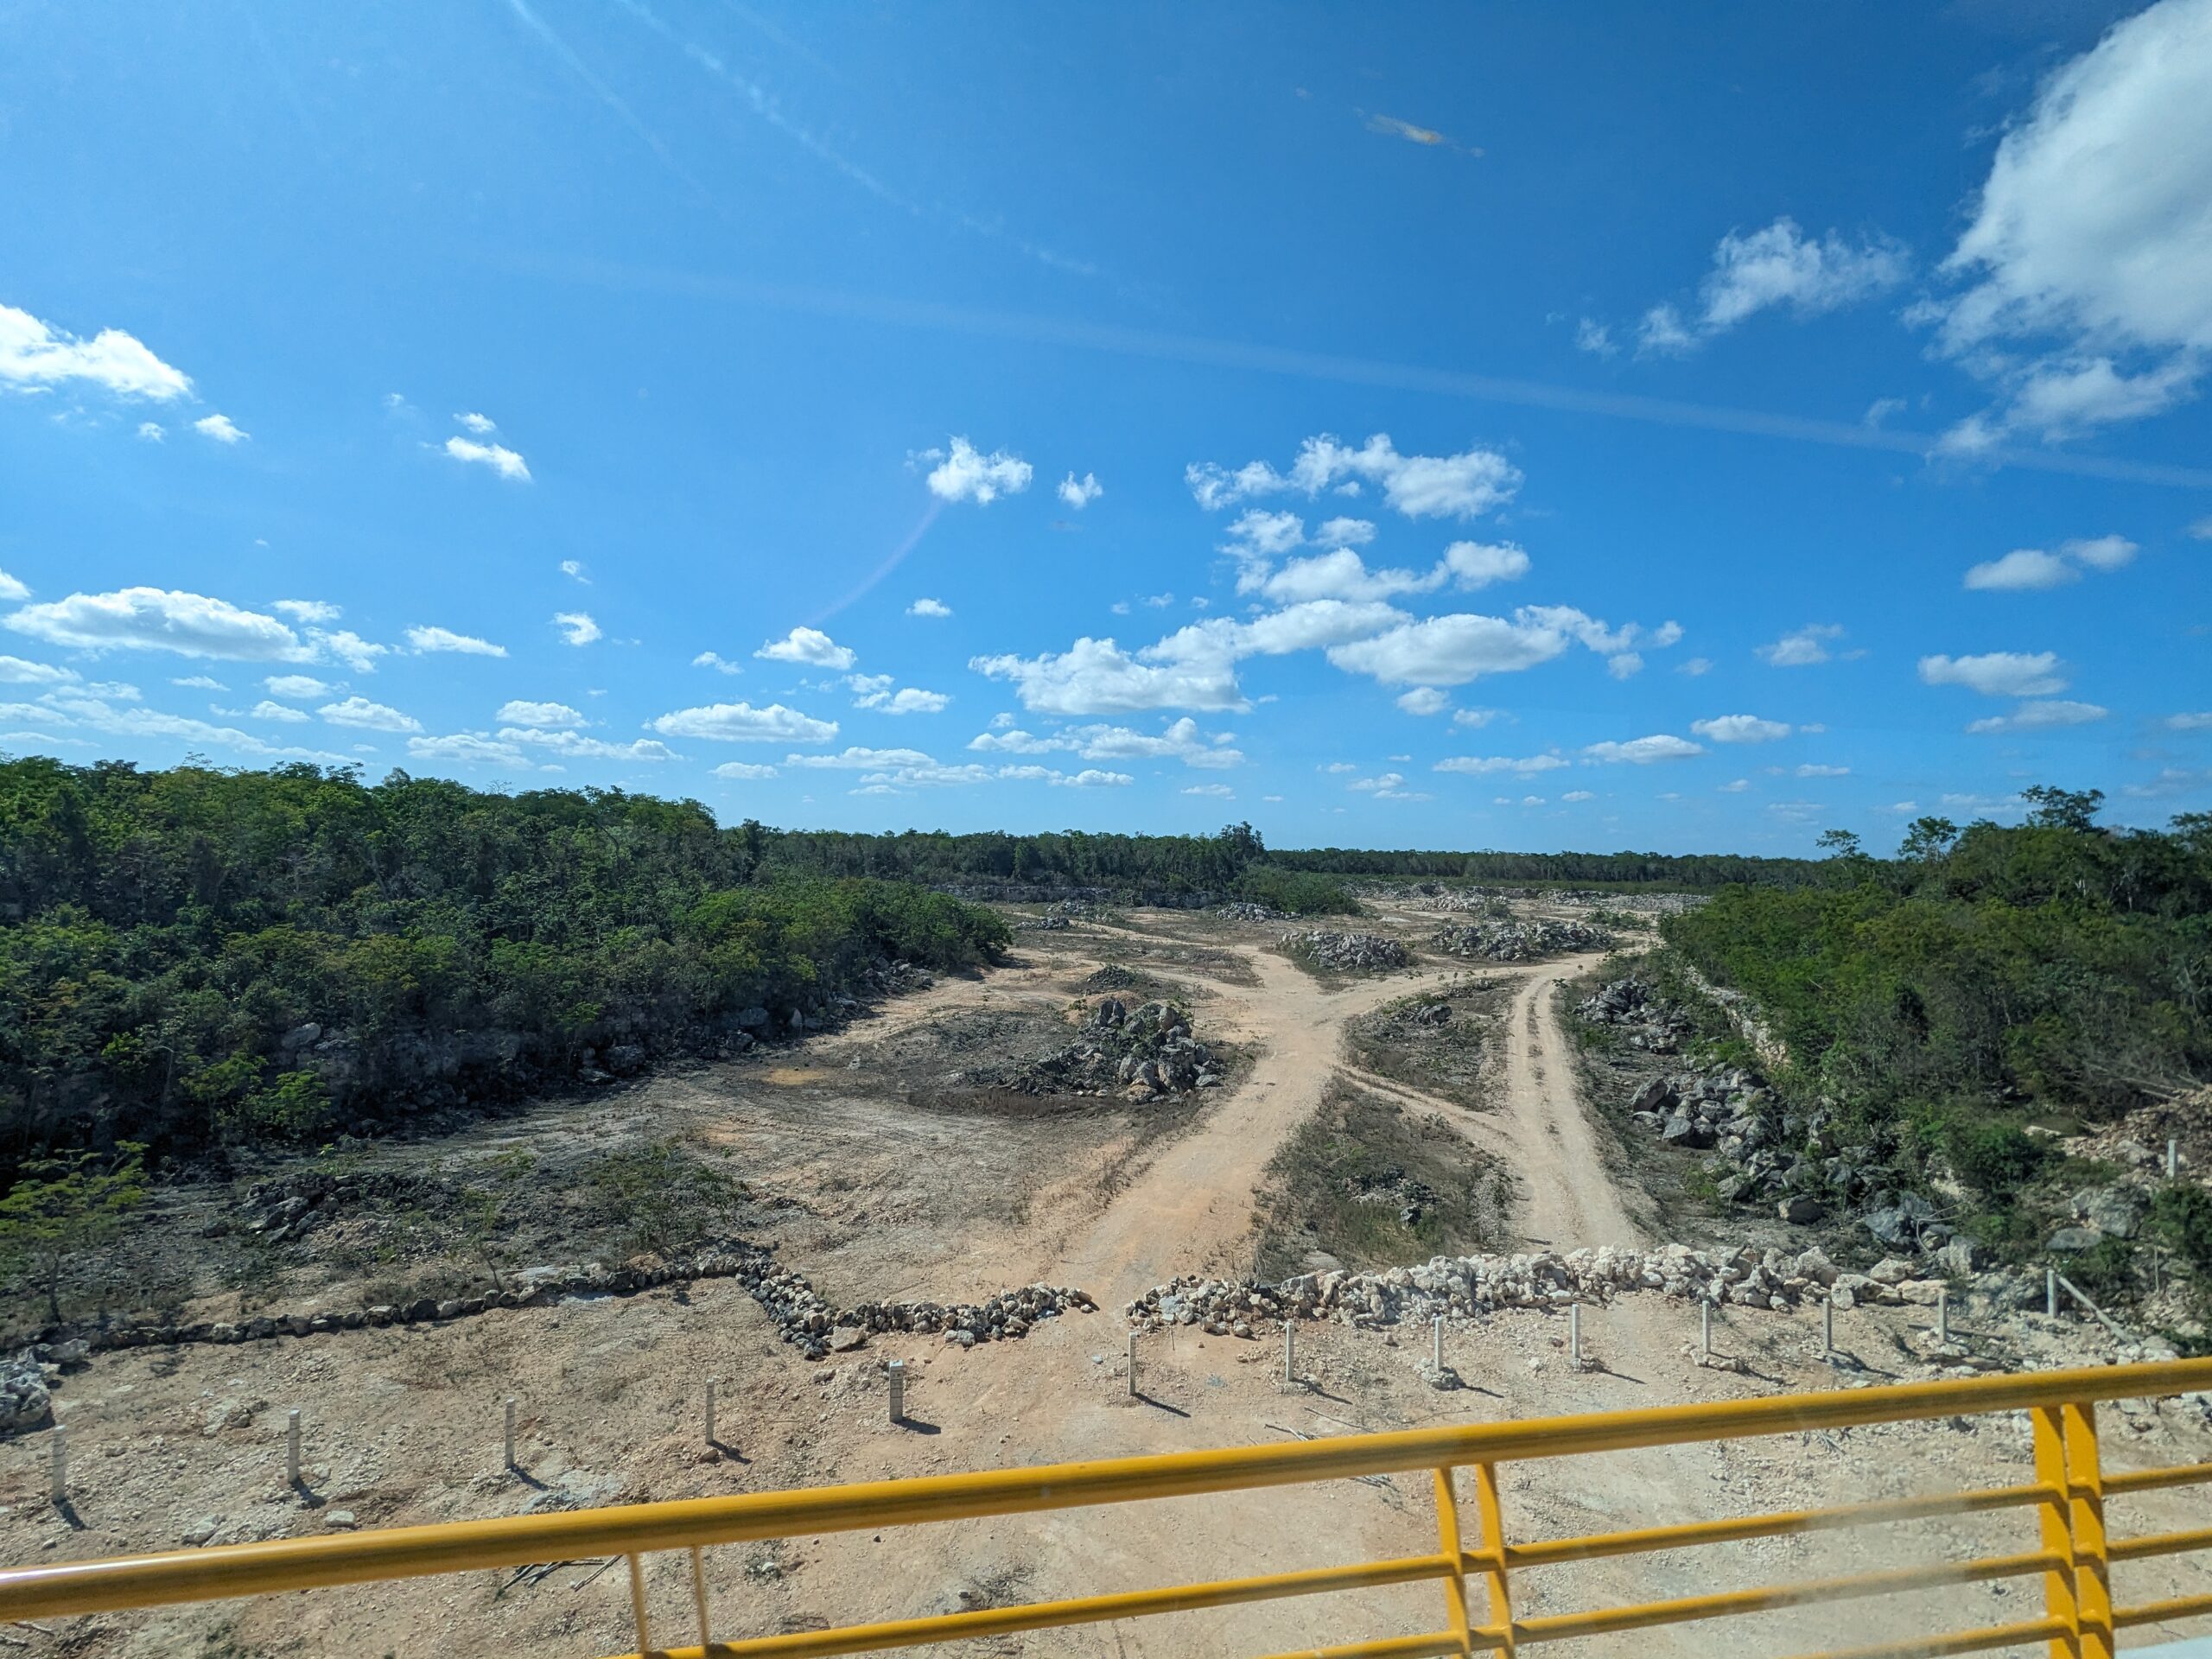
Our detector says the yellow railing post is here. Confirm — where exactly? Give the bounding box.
[1472,1461,1516,1658]
[1432,1466,1473,1656]
[2063,1402,2111,1659]
[2032,1405,2079,1659]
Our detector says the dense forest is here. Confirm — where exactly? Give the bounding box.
[1266,846,1827,887]
[1662,791,2212,1264]
[0,758,1011,1172]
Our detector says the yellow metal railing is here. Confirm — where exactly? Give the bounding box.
[3,1358,2209,1658]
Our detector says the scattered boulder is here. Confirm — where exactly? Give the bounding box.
[1433,919,1611,963]
[1575,976,1692,1052]
[1281,931,1410,973]
[0,1354,51,1434]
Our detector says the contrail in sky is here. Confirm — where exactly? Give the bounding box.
[500,251,2212,491]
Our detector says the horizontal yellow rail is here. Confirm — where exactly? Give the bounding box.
[1,1356,2206,1659]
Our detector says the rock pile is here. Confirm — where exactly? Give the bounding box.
[1429,918,1611,962]
[1016,999,1222,1099]
[29,1245,1095,1386]
[1214,901,1288,922]
[1281,931,1410,973]
[239,1168,429,1245]
[1574,976,1692,1052]
[1126,1242,1953,1333]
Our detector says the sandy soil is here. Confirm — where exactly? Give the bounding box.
[6,903,2209,1659]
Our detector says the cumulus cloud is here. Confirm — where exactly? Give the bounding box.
[443,435,531,481]
[406,733,529,768]
[648,702,839,743]
[712,761,777,779]
[0,570,28,603]
[848,674,950,715]
[248,700,308,723]
[1796,763,1851,778]
[497,700,585,728]
[757,626,856,671]
[406,625,506,657]
[319,696,422,734]
[1561,789,1595,803]
[1222,510,1308,560]
[1182,783,1234,798]
[553,612,601,646]
[1396,687,1450,715]
[1965,698,2108,734]
[1188,433,1522,519]
[1057,471,1103,508]
[0,302,193,399]
[0,655,76,685]
[922,437,1032,505]
[7,588,311,662]
[192,413,247,444]
[1582,734,1703,764]
[455,412,497,435]
[1325,603,1660,686]
[1756,624,1846,667]
[1434,753,1570,775]
[9,689,348,763]
[271,600,339,625]
[501,728,677,763]
[785,747,934,771]
[1921,0,2212,442]
[1692,714,1792,744]
[262,674,329,700]
[1918,651,2069,697]
[692,651,743,675]
[1699,219,1909,334]
[970,636,1246,715]
[906,597,952,618]
[1965,535,2138,591]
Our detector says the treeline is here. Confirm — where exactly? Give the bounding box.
[0,759,1007,1170]
[1662,791,2212,1253]
[1265,847,1825,888]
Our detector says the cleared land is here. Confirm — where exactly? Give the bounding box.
[7,897,2209,1659]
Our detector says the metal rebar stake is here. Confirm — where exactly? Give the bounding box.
[48,1428,65,1506]
[887,1360,906,1423]
[285,1409,302,1489]
[1823,1296,1835,1356]
[504,1396,517,1470]
[704,1380,716,1446]
[1127,1331,1138,1398]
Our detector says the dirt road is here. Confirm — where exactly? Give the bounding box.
[1493,955,1644,1249]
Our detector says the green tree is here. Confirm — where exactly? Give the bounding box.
[0,1143,149,1321]
[1899,816,1959,861]
[2022,785,2103,833]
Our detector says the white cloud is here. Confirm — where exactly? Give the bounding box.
[1965,698,2108,734]
[500,727,677,763]
[2062,533,2138,572]
[1188,433,1522,519]
[0,570,28,603]
[712,761,777,780]
[553,612,601,646]
[192,413,247,444]
[785,746,934,770]
[1918,651,2069,697]
[313,630,387,674]
[1059,769,1131,788]
[1441,541,1531,589]
[1222,510,1307,559]
[1182,783,1234,798]
[443,436,531,481]
[560,558,589,583]
[262,674,329,700]
[1699,218,1909,333]
[14,690,348,763]
[2191,516,2212,541]
[1796,763,1852,778]
[1923,0,2212,439]
[1396,687,1450,716]
[0,656,75,684]
[455,411,497,435]
[1582,734,1703,765]
[757,626,855,671]
[1964,549,2076,591]
[1350,772,1405,791]
[923,437,1032,505]
[1252,549,1442,604]
[906,597,952,618]
[692,651,743,674]
[497,700,585,728]
[1637,305,1696,354]
[249,700,309,723]
[1434,753,1570,776]
[2165,711,2212,731]
[1057,471,1103,508]
[0,302,193,399]
[406,733,529,769]
[971,636,1246,715]
[1606,652,1644,680]
[849,676,950,715]
[319,696,423,734]
[137,422,163,442]
[648,702,839,743]
[1325,603,1654,686]
[1561,789,1595,803]
[1691,714,1792,744]
[271,599,340,624]
[1719,778,1750,793]
[1314,517,1376,546]
[1574,317,1616,358]
[1756,624,1845,667]
[406,625,506,658]
[170,674,226,690]
[5,587,308,661]
[1677,657,1713,677]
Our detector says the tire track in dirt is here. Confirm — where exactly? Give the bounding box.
[1491,953,1643,1249]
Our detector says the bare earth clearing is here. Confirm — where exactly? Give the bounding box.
[6,900,2209,1659]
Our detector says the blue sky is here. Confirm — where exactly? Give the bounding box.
[3,0,2209,854]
